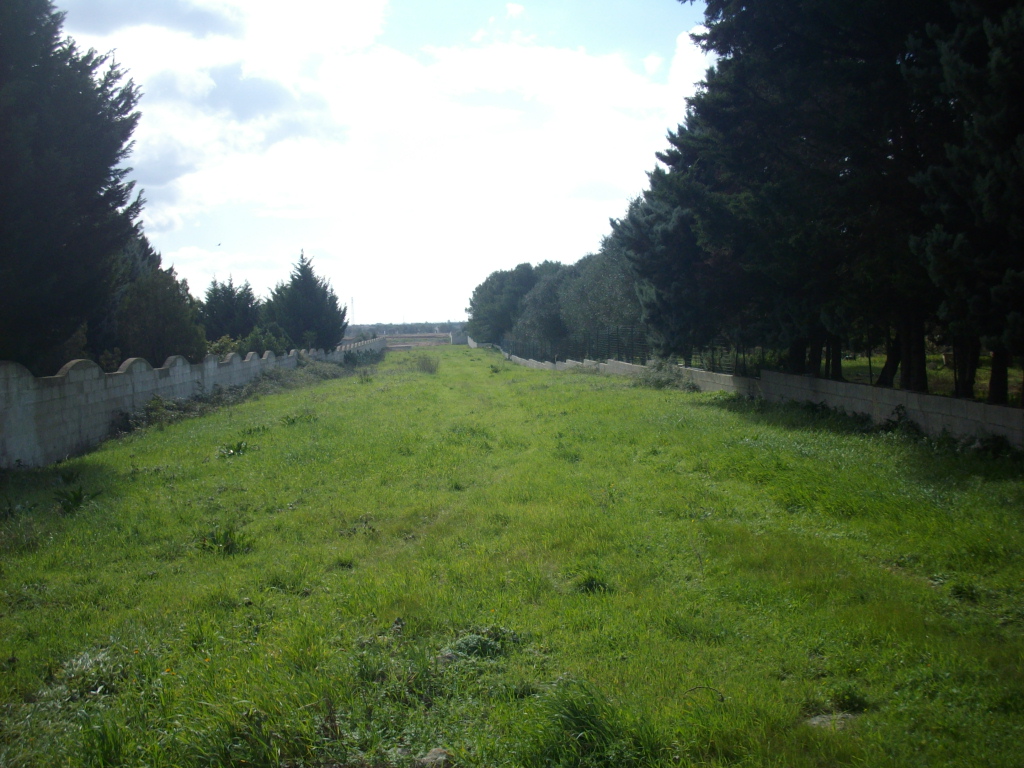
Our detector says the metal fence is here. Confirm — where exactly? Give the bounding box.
[687,341,774,377]
[689,338,737,374]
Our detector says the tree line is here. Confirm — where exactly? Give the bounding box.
[467,0,1023,403]
[348,322,465,338]
[0,1,346,376]
[465,246,644,355]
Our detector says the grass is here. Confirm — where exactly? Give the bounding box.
[0,347,1022,766]
[416,354,441,374]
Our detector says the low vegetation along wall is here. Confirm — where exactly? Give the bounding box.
[504,353,1024,448]
[0,337,387,469]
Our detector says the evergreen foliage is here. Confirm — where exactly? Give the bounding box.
[558,246,644,335]
[510,266,574,349]
[264,252,347,350]
[200,277,261,342]
[117,266,207,365]
[609,0,1023,395]
[465,263,545,344]
[0,5,360,373]
[0,0,141,371]
[510,249,646,355]
[462,0,1022,398]
[916,0,1024,402]
[237,322,293,357]
[85,232,162,366]
[467,249,644,354]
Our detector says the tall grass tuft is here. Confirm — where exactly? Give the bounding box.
[79,710,132,768]
[416,354,440,374]
[197,522,253,555]
[518,681,667,767]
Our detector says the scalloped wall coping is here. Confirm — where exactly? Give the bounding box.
[117,357,154,374]
[0,336,387,468]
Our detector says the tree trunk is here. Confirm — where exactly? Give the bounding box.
[899,315,929,393]
[951,335,980,399]
[808,331,825,378]
[876,330,901,388]
[787,338,807,374]
[828,334,844,381]
[989,346,1009,405]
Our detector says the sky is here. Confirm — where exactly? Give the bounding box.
[57,0,712,324]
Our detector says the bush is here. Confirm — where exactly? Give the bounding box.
[343,347,385,368]
[633,359,700,391]
[416,355,440,374]
[206,335,238,358]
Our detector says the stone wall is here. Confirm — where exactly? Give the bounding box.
[0,337,386,468]
[502,352,1024,448]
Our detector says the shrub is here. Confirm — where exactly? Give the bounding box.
[416,355,440,374]
[633,359,700,391]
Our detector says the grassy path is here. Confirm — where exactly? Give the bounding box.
[1,348,1022,766]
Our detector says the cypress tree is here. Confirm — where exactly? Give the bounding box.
[0,0,141,371]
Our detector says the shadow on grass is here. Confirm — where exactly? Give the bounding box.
[1,457,123,556]
[693,392,1024,484]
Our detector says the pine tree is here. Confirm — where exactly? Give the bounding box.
[916,0,1024,403]
[117,267,207,365]
[200,277,261,342]
[264,252,347,350]
[618,0,956,387]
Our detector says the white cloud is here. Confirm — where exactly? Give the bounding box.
[643,53,664,76]
[668,26,711,102]
[59,2,712,321]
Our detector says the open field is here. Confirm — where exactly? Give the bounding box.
[384,335,453,349]
[1,347,1022,767]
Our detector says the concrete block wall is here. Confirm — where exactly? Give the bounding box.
[676,367,762,397]
[602,359,647,376]
[506,355,556,370]
[758,370,1023,446]
[466,337,499,350]
[0,336,387,469]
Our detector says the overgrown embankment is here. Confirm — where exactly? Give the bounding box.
[1,347,1021,767]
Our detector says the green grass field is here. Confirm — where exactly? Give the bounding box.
[1,348,1022,767]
